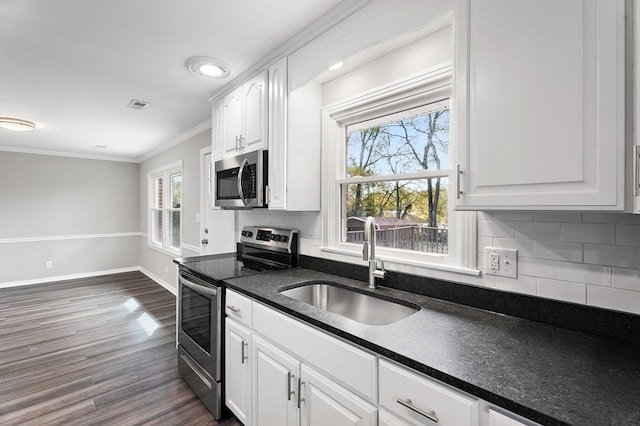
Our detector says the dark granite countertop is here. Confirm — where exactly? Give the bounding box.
[222,268,640,426]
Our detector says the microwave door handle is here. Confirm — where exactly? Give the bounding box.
[237,158,249,206]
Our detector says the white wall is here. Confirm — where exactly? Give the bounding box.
[238,25,640,316]
[138,129,211,291]
[0,151,140,285]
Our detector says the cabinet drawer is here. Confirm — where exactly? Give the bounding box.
[379,359,478,426]
[226,289,252,327]
[253,302,377,402]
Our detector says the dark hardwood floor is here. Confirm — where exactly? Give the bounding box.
[0,271,240,426]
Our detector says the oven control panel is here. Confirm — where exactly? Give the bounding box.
[240,226,298,252]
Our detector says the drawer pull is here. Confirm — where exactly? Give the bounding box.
[397,398,439,423]
[227,305,241,314]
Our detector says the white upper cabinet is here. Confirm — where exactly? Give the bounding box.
[220,70,268,159]
[267,56,322,211]
[454,0,625,210]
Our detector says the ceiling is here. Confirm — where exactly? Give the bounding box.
[0,0,344,162]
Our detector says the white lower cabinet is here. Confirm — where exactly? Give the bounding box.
[301,364,376,426]
[225,318,252,426]
[226,294,538,426]
[252,334,300,426]
[379,359,478,426]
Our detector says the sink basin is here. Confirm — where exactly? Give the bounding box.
[279,282,419,326]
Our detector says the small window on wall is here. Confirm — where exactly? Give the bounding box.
[149,161,182,253]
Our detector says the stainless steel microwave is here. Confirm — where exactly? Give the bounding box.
[214,149,267,209]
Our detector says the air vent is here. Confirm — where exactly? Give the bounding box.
[127,99,150,110]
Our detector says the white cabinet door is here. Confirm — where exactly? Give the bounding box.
[252,334,300,426]
[243,70,268,152]
[301,365,376,426]
[268,56,288,210]
[225,318,252,425]
[222,86,243,158]
[454,0,625,210]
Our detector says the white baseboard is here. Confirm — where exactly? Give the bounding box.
[0,267,140,289]
[139,267,177,296]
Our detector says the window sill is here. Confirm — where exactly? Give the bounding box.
[320,246,481,277]
[147,242,181,257]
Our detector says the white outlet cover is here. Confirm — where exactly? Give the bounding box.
[484,247,518,278]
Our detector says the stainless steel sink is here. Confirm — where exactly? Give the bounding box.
[279,282,419,325]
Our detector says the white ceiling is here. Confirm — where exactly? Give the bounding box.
[0,0,344,162]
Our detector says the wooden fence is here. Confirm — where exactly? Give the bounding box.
[346,225,448,254]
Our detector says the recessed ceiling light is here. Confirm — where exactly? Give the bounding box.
[0,117,36,132]
[185,56,230,79]
[329,61,344,71]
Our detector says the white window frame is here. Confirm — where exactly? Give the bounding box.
[148,161,183,255]
[321,62,479,276]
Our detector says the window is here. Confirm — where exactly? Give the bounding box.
[149,162,182,253]
[322,64,478,274]
[343,101,451,254]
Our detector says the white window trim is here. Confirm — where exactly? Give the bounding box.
[147,160,183,256]
[321,62,479,276]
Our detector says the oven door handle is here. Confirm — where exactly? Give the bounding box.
[237,158,249,206]
[180,275,218,297]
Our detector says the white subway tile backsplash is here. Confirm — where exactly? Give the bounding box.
[584,244,640,268]
[495,275,537,296]
[478,212,493,221]
[532,212,582,223]
[537,278,586,304]
[491,211,533,222]
[477,236,492,254]
[515,222,561,241]
[493,238,534,258]
[519,257,557,279]
[612,267,640,292]
[582,213,640,225]
[587,286,640,315]
[534,241,582,262]
[560,223,615,245]
[615,225,640,247]
[557,262,610,287]
[478,220,515,238]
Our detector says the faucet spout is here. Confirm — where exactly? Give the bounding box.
[363,216,385,289]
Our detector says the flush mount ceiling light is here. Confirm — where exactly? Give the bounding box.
[0,117,36,132]
[185,56,230,79]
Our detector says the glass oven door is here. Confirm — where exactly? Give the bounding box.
[178,272,221,381]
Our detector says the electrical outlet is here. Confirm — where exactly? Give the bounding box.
[45,261,53,269]
[484,248,518,278]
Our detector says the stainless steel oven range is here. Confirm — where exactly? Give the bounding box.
[176,226,298,419]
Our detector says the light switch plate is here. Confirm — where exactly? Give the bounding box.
[484,247,518,278]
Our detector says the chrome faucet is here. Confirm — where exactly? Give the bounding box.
[362,216,386,289]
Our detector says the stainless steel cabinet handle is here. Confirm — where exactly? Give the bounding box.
[397,398,439,423]
[297,378,305,408]
[226,305,240,314]
[287,371,295,401]
[241,340,248,364]
[456,164,463,199]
